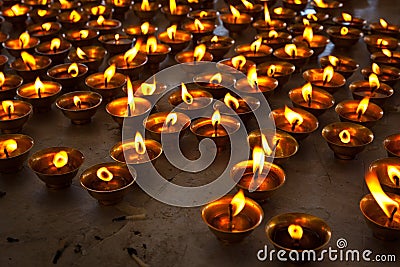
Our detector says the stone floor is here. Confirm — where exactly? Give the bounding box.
[1,0,400,266]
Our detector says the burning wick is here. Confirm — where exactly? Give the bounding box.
[357,110,362,120]
[387,207,398,227]
[291,50,295,59]
[228,203,233,231]
[37,88,42,98]
[394,175,400,187]
[214,121,218,137]
[291,119,299,131]
[272,139,280,151]
[7,104,11,119]
[307,94,312,107]
[3,147,9,158]
[322,75,329,86]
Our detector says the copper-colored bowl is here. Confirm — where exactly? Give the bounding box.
[289,85,335,117]
[35,39,72,65]
[349,81,393,107]
[273,46,313,71]
[332,15,366,30]
[85,71,127,102]
[252,19,287,34]
[193,72,236,99]
[10,55,52,82]
[132,2,161,21]
[0,73,23,101]
[361,65,400,87]
[29,147,84,189]
[57,11,89,30]
[108,53,148,80]
[335,100,383,129]
[0,100,32,133]
[29,8,58,24]
[106,96,151,128]
[235,76,279,99]
[47,63,89,91]
[302,68,346,94]
[0,134,34,173]
[198,35,235,61]
[27,22,61,42]
[257,61,295,87]
[254,31,292,50]
[62,29,99,48]
[216,58,256,77]
[326,26,363,47]
[310,0,343,16]
[67,46,107,73]
[369,158,400,195]
[287,22,323,36]
[363,35,398,54]
[319,55,359,79]
[98,33,134,55]
[161,5,191,24]
[282,0,308,12]
[234,44,273,64]
[17,80,61,112]
[80,162,136,205]
[384,133,400,158]
[220,13,253,33]
[3,36,40,57]
[110,138,162,165]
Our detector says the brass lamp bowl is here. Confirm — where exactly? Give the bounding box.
[369,158,400,195]
[0,100,32,133]
[384,133,400,158]
[0,134,34,173]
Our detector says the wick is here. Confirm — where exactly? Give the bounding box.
[214,121,218,137]
[53,47,57,54]
[357,110,362,120]
[370,85,378,94]
[37,88,42,98]
[307,94,312,107]
[4,148,9,159]
[323,76,328,86]
[104,78,108,88]
[272,139,280,151]
[291,119,298,131]
[166,119,172,128]
[7,105,11,119]
[19,39,24,49]
[78,101,82,109]
[127,104,131,116]
[389,207,397,223]
[394,176,400,187]
[254,81,259,92]
[228,203,233,231]
[193,56,197,65]
[337,59,342,69]
[171,35,175,41]
[10,8,16,16]
[303,38,311,48]
[79,33,83,40]
[26,62,32,71]
[234,17,237,24]
[291,50,295,59]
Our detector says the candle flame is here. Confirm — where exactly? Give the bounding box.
[141,22,150,35]
[301,83,313,103]
[380,18,388,29]
[104,64,116,85]
[307,13,318,21]
[261,133,272,156]
[252,146,265,175]
[294,0,302,3]
[382,49,392,58]
[181,83,193,104]
[284,106,303,128]
[10,4,26,16]
[0,139,17,157]
[267,64,276,77]
[303,26,314,43]
[264,3,271,24]
[211,35,219,42]
[224,93,240,110]
[165,112,178,127]
[230,5,241,20]
[365,170,399,219]
[241,0,254,9]
[303,18,310,26]
[41,22,52,31]
[211,109,221,127]
[340,27,349,36]
[97,167,114,182]
[288,224,303,240]
[369,73,380,90]
[53,151,68,168]
[38,9,48,17]
[59,0,72,8]
[134,132,146,155]
[194,19,205,31]
[342,12,352,22]
[193,44,206,62]
[50,38,61,51]
[91,5,106,15]
[146,36,158,53]
[0,72,5,87]
[167,25,177,40]
[79,30,89,39]
[115,34,120,41]
[339,129,351,144]
[251,38,262,53]
[284,44,297,57]
[21,51,36,69]
[356,96,370,117]
[124,40,142,64]
[97,15,105,25]
[387,166,400,186]
[313,0,329,8]
[328,55,339,66]
[170,0,177,15]
[76,47,88,60]
[372,63,381,75]
[73,96,81,108]
[230,190,246,217]
[323,66,334,84]
[247,65,258,88]
[141,0,150,11]
[34,77,44,96]
[209,73,222,84]
[67,63,79,77]
[231,55,246,70]
[199,11,208,18]
[69,10,81,22]
[274,7,283,15]
[2,100,14,114]
[377,38,389,47]
[126,77,135,116]
[269,30,278,38]
[19,32,30,49]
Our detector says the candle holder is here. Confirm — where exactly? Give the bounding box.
[158,26,192,54]
[57,10,89,30]
[80,162,136,205]
[98,33,134,55]
[252,18,286,33]
[220,9,253,35]
[289,84,334,117]
[292,31,330,57]
[235,75,278,99]
[1,3,31,25]
[85,69,127,102]
[104,0,132,19]
[56,91,102,124]
[175,49,214,64]
[161,3,191,24]
[254,31,292,50]
[83,4,113,20]
[0,100,32,133]
[198,35,235,61]
[62,29,99,48]
[282,0,308,12]
[168,86,213,118]
[139,38,171,73]
[234,42,273,64]
[181,19,216,44]
[257,61,295,88]
[322,122,374,160]
[265,213,331,258]
[47,63,89,91]
[10,54,52,82]
[270,7,296,23]
[332,13,366,29]
[311,0,342,16]
[132,1,161,22]
[35,38,72,65]
[270,106,319,140]
[27,22,61,42]
[335,100,383,129]
[349,81,393,107]
[127,79,167,108]
[190,112,241,151]
[144,111,191,143]
[295,12,329,24]
[124,23,158,41]
[109,52,148,80]
[29,147,85,189]
[370,158,400,195]
[360,193,400,240]
[319,55,359,79]
[193,72,236,99]
[17,79,62,112]
[287,22,323,36]
[370,19,400,39]
[327,26,363,47]
[231,160,285,202]
[86,17,122,35]
[49,0,80,12]
[384,134,400,158]
[0,134,34,173]
[201,194,263,244]
[363,35,398,54]
[361,64,400,87]
[248,129,299,165]
[214,95,260,127]
[236,2,264,20]
[67,46,107,73]
[371,50,400,69]
[273,45,313,72]
[106,96,151,128]
[3,33,40,58]
[0,73,23,100]
[29,8,58,24]
[188,9,219,22]
[217,57,256,77]
[302,68,346,94]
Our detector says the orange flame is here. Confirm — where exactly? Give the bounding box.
[231,55,246,70]
[41,22,51,31]
[247,65,258,88]
[224,93,239,110]
[264,3,271,24]
[0,139,17,158]
[369,73,380,90]
[170,0,177,14]
[211,109,221,127]
[127,77,135,116]
[356,97,370,117]
[181,83,193,104]
[274,7,283,15]
[73,96,81,108]
[53,151,68,168]
[251,38,262,53]
[284,105,303,128]
[97,15,105,25]
[141,22,150,35]
[38,9,48,17]
[146,36,158,53]
[328,55,339,66]
[211,35,219,42]
[307,13,318,21]
[267,64,276,77]
[34,77,44,96]
[323,66,334,84]
[2,100,14,114]
[91,5,106,15]
[97,166,114,181]
[269,30,278,38]
[210,73,222,84]
[21,52,36,69]
[68,63,79,77]
[372,63,381,75]
[140,77,156,95]
[342,13,352,22]
[294,0,302,3]
[165,112,178,127]
[340,27,349,36]
[193,44,206,62]
[167,25,177,40]
[261,133,272,156]
[141,0,150,11]
[313,0,329,8]
[303,18,310,26]
[284,44,297,57]
[19,32,30,49]
[104,64,116,84]
[0,72,5,87]
[339,129,351,144]
[382,49,392,58]
[10,4,26,16]
[387,166,400,186]
[199,11,208,18]
[288,224,303,240]
[124,40,142,64]
[76,47,88,60]
[241,0,254,9]
[69,10,81,22]
[230,5,241,20]
[301,83,313,103]
[79,30,89,39]
[377,38,389,47]
[252,146,265,175]
[50,38,61,51]
[230,190,246,217]
[194,19,205,32]
[134,132,146,155]
[380,18,388,29]
[303,26,314,43]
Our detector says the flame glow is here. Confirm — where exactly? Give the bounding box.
[382,49,392,58]
[69,10,81,22]
[0,72,5,87]
[274,7,283,15]
[2,101,14,114]
[10,4,26,16]
[323,66,334,84]
[167,25,177,40]
[369,73,380,89]
[34,77,44,96]
[252,146,265,175]
[141,0,150,11]
[301,83,313,103]
[97,167,114,181]
[19,32,30,48]
[224,93,240,110]
[356,97,370,117]
[181,83,193,104]
[314,0,329,8]
[141,22,150,35]
[387,166,400,186]
[372,63,381,75]
[231,55,246,70]
[68,63,79,77]
[21,51,36,69]
[194,19,205,31]
[230,190,246,217]
[284,106,303,128]
[211,36,218,42]
[211,109,221,127]
[264,3,271,24]
[284,44,297,57]
[241,0,254,9]
[41,22,52,31]
[50,38,61,51]
[340,27,349,36]
[127,77,135,116]
[134,132,146,155]
[38,9,48,17]
[165,112,178,126]
[124,40,142,64]
[73,96,81,108]
[91,5,106,15]
[261,134,272,156]
[230,5,241,20]
[247,65,258,88]
[380,18,388,29]
[267,64,276,77]
[251,38,262,53]
[303,18,310,26]
[97,15,105,25]
[104,64,116,84]
[76,47,88,60]
[269,30,278,38]
[199,11,208,18]
[170,0,177,15]
[303,26,314,43]
[53,151,68,168]
[307,13,318,21]
[328,56,339,66]
[342,13,352,22]
[288,224,303,240]
[193,44,206,62]
[79,30,89,39]
[210,73,222,84]
[339,129,351,144]
[146,36,158,53]
[0,139,17,156]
